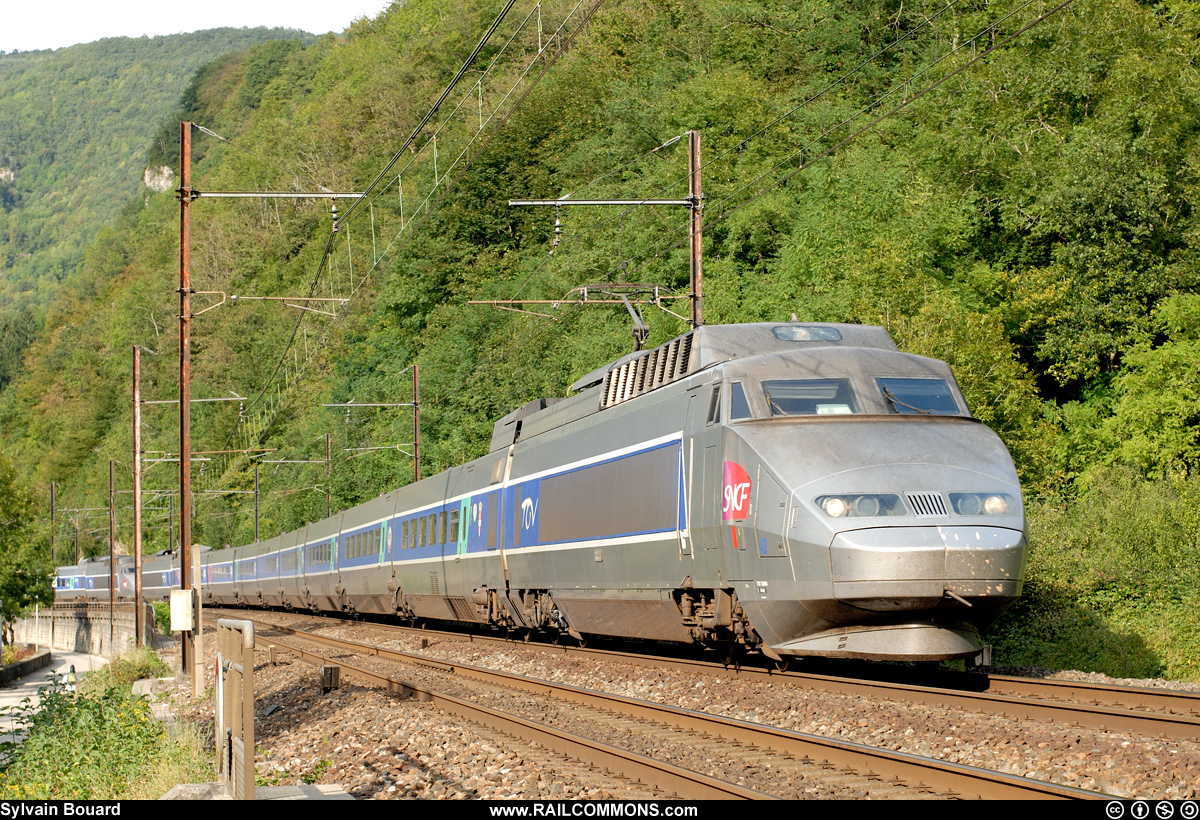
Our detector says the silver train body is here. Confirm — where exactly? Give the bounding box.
[54,323,1027,661]
[54,553,181,602]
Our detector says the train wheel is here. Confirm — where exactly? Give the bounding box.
[719,642,740,668]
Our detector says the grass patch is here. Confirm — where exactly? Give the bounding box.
[0,651,210,798]
[79,647,173,695]
[986,470,1200,680]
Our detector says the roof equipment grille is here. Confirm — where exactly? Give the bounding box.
[601,333,693,409]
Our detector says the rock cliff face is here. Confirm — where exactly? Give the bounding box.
[144,165,173,192]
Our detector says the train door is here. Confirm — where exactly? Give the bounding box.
[753,468,790,560]
[332,512,346,606]
[298,523,312,603]
[458,496,470,556]
[678,394,697,558]
[689,381,726,553]
[384,491,403,606]
[438,465,468,598]
[283,529,302,604]
[457,465,474,559]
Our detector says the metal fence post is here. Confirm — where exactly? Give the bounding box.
[216,619,255,800]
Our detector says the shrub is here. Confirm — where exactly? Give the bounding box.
[0,651,208,799]
[152,601,171,634]
[1,686,163,798]
[0,645,34,667]
[987,470,1200,680]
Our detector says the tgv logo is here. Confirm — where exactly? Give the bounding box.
[722,462,752,521]
[521,496,538,530]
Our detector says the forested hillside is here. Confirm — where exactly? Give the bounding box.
[1,0,1198,677]
[0,27,314,390]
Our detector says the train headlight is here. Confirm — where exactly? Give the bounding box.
[817,494,905,518]
[984,495,1009,515]
[957,494,982,516]
[949,493,1015,516]
[823,497,850,517]
[852,495,880,516]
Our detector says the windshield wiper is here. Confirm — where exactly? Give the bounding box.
[764,390,786,416]
[883,387,934,415]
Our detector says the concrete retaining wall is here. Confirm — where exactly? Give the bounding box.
[12,603,157,658]
[0,648,53,686]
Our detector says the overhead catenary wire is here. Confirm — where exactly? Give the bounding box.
[235,0,1009,445]
[347,0,608,317]
[193,123,335,194]
[352,0,562,219]
[607,0,1072,284]
[490,0,975,310]
[338,0,521,226]
[200,0,1063,505]
[204,0,534,461]
[355,0,596,275]
[220,0,566,434]
[533,0,972,260]
[205,0,608,491]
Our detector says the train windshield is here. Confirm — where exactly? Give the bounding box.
[877,378,962,415]
[762,379,859,416]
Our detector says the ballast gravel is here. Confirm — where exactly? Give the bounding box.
[155,620,1200,800]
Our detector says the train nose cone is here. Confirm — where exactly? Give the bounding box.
[829,525,1025,610]
[728,418,1025,662]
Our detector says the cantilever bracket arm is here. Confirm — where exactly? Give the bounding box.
[191,291,227,317]
[619,295,650,351]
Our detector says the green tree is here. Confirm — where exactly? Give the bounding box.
[1101,294,1200,477]
[0,449,51,646]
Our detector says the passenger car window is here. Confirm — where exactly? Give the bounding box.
[762,379,858,415]
[877,378,962,415]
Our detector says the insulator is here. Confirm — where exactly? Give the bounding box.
[548,211,562,256]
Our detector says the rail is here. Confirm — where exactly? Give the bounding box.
[246,616,1103,800]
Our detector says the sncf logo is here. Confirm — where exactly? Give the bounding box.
[722,461,752,521]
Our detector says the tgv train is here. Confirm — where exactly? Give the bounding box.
[54,553,181,600]
[56,323,1027,662]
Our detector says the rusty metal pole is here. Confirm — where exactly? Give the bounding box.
[133,345,143,647]
[688,130,703,329]
[254,464,259,542]
[49,483,55,564]
[193,542,202,697]
[109,459,115,650]
[179,121,196,688]
[413,364,420,483]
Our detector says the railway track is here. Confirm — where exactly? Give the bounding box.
[216,610,1108,800]
[215,607,1200,740]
